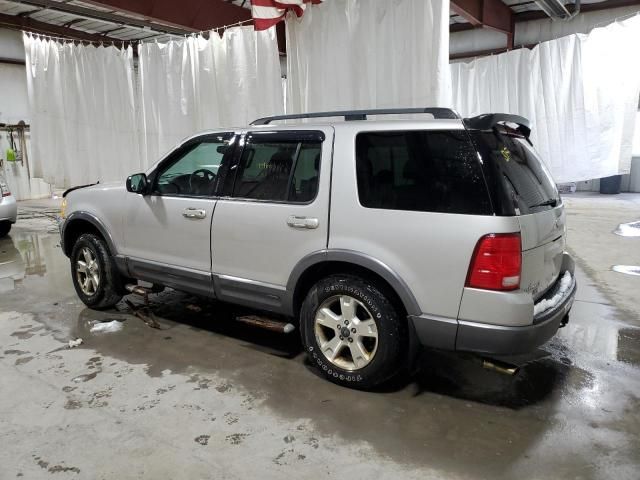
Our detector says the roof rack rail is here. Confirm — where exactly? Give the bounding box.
[464,113,531,138]
[251,107,461,125]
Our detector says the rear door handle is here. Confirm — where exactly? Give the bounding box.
[287,215,319,229]
[183,208,207,219]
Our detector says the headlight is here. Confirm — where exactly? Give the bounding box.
[0,180,10,197]
[60,198,67,219]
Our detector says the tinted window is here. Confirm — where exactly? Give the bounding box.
[233,137,321,202]
[472,130,560,215]
[155,134,233,196]
[355,130,491,214]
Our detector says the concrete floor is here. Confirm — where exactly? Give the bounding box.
[0,195,639,479]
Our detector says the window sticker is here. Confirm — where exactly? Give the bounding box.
[500,146,511,162]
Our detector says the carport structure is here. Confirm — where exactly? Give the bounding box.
[1,0,638,57]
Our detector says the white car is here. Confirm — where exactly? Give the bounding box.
[59,108,576,389]
[0,176,17,237]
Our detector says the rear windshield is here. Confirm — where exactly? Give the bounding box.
[470,130,560,216]
[355,130,492,215]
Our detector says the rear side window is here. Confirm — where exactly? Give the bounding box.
[471,130,560,215]
[233,134,322,203]
[355,130,491,215]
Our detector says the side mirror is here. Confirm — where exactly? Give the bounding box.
[126,173,149,194]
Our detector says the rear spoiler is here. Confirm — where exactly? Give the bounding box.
[63,182,98,198]
[464,114,531,139]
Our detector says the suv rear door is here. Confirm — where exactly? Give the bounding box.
[210,128,333,313]
[470,128,565,300]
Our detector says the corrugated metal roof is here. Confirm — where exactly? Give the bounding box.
[0,0,185,42]
[0,0,617,40]
[450,0,610,25]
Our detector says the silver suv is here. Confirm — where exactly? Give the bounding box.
[60,108,576,389]
[0,175,18,238]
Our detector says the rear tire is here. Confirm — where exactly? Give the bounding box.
[70,233,123,309]
[0,221,11,238]
[300,274,407,390]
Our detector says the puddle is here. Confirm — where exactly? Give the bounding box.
[612,265,640,276]
[614,220,640,237]
[0,231,51,292]
[617,328,640,366]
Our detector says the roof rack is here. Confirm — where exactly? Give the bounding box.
[464,113,531,138]
[251,107,461,125]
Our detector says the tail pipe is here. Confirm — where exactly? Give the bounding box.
[482,358,520,376]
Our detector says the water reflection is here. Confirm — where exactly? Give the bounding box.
[614,220,640,237]
[612,265,640,276]
[0,231,49,292]
[0,238,25,293]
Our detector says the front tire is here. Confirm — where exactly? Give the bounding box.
[300,275,407,390]
[71,233,123,309]
[0,221,11,238]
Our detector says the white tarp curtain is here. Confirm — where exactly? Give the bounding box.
[286,0,451,113]
[138,27,283,169]
[451,15,640,183]
[22,27,283,186]
[23,33,139,188]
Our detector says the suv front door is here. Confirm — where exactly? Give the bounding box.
[211,128,333,313]
[122,132,236,296]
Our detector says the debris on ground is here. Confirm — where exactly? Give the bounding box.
[235,315,296,334]
[125,299,161,329]
[90,320,123,334]
[186,304,202,313]
[68,338,83,348]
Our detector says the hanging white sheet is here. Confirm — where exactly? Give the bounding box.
[451,15,640,183]
[138,26,283,169]
[286,0,451,113]
[23,34,140,188]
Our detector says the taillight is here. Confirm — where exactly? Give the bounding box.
[466,233,521,291]
[0,183,10,197]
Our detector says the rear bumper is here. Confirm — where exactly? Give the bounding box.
[409,252,576,355]
[455,275,576,355]
[0,196,18,223]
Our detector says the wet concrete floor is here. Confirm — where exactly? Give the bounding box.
[1,207,639,479]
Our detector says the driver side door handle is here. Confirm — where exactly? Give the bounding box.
[183,208,207,219]
[287,215,319,229]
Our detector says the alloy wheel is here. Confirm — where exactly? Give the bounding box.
[76,247,100,296]
[314,295,379,371]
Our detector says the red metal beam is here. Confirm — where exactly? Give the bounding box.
[450,0,514,35]
[83,0,252,32]
[0,12,131,45]
[450,0,483,26]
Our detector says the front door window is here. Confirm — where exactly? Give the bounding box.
[154,133,234,197]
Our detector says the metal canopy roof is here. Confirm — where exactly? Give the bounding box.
[0,0,253,44]
[0,0,633,47]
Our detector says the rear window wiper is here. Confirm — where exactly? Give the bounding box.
[529,198,557,208]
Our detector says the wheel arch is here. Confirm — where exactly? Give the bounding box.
[287,250,421,319]
[62,212,117,257]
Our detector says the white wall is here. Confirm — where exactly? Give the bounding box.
[0,28,51,200]
[450,5,640,56]
[0,28,26,61]
[451,7,640,193]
